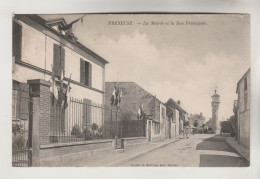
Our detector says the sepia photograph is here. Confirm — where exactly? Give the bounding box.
[12,13,250,167]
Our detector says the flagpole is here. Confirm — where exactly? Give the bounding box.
[115,71,119,149]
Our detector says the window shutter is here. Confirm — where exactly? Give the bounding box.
[16,89,21,119]
[53,44,61,75]
[19,83,30,120]
[83,99,92,126]
[13,21,22,60]
[60,47,65,73]
[80,59,85,84]
[88,63,92,87]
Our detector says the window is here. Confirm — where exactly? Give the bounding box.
[244,77,247,91]
[244,77,248,110]
[161,107,166,120]
[53,44,65,76]
[154,122,160,134]
[12,81,30,121]
[13,21,22,60]
[80,58,92,87]
[160,104,166,123]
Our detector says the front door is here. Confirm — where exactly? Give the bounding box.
[168,120,171,139]
[147,120,152,142]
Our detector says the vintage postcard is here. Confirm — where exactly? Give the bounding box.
[12,13,250,167]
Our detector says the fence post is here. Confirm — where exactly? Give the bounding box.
[143,119,146,137]
[115,108,118,149]
[121,119,124,138]
[110,109,112,139]
[28,79,51,166]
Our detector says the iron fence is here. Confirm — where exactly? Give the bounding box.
[50,97,109,143]
[50,96,130,143]
[12,84,33,167]
[50,96,147,143]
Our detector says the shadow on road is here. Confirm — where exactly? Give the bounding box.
[196,135,234,152]
[196,135,249,167]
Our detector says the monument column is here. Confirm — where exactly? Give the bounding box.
[211,90,220,134]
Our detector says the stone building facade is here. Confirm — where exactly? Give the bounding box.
[236,68,250,150]
[12,15,110,166]
[165,98,188,137]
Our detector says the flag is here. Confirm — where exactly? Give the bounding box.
[118,89,122,104]
[137,105,145,119]
[59,18,80,31]
[50,65,58,105]
[63,74,72,111]
[138,107,142,117]
[57,70,64,108]
[114,86,120,106]
[110,86,116,106]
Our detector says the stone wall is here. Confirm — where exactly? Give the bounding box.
[39,140,113,166]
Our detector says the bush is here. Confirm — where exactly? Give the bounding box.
[184,121,190,127]
[12,134,26,150]
[71,125,82,138]
[12,124,24,136]
[82,125,103,140]
[97,128,103,139]
[83,127,95,140]
[91,123,98,131]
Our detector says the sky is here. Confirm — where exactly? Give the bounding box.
[41,14,250,121]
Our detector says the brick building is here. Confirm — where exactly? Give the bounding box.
[105,82,167,142]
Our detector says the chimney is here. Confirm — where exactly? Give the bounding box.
[200,112,202,116]
[177,100,181,105]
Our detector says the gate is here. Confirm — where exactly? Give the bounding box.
[12,82,34,167]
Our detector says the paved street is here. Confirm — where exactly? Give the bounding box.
[114,134,249,167]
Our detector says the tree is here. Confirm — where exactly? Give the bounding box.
[229,115,237,137]
[189,113,206,128]
[184,120,189,127]
[193,120,199,127]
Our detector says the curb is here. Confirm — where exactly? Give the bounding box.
[103,138,180,167]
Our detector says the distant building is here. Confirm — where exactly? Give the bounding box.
[236,68,250,150]
[165,98,188,137]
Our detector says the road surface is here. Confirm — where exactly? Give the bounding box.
[115,134,249,167]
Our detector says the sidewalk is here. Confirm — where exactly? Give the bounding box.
[67,137,180,167]
[226,137,250,163]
